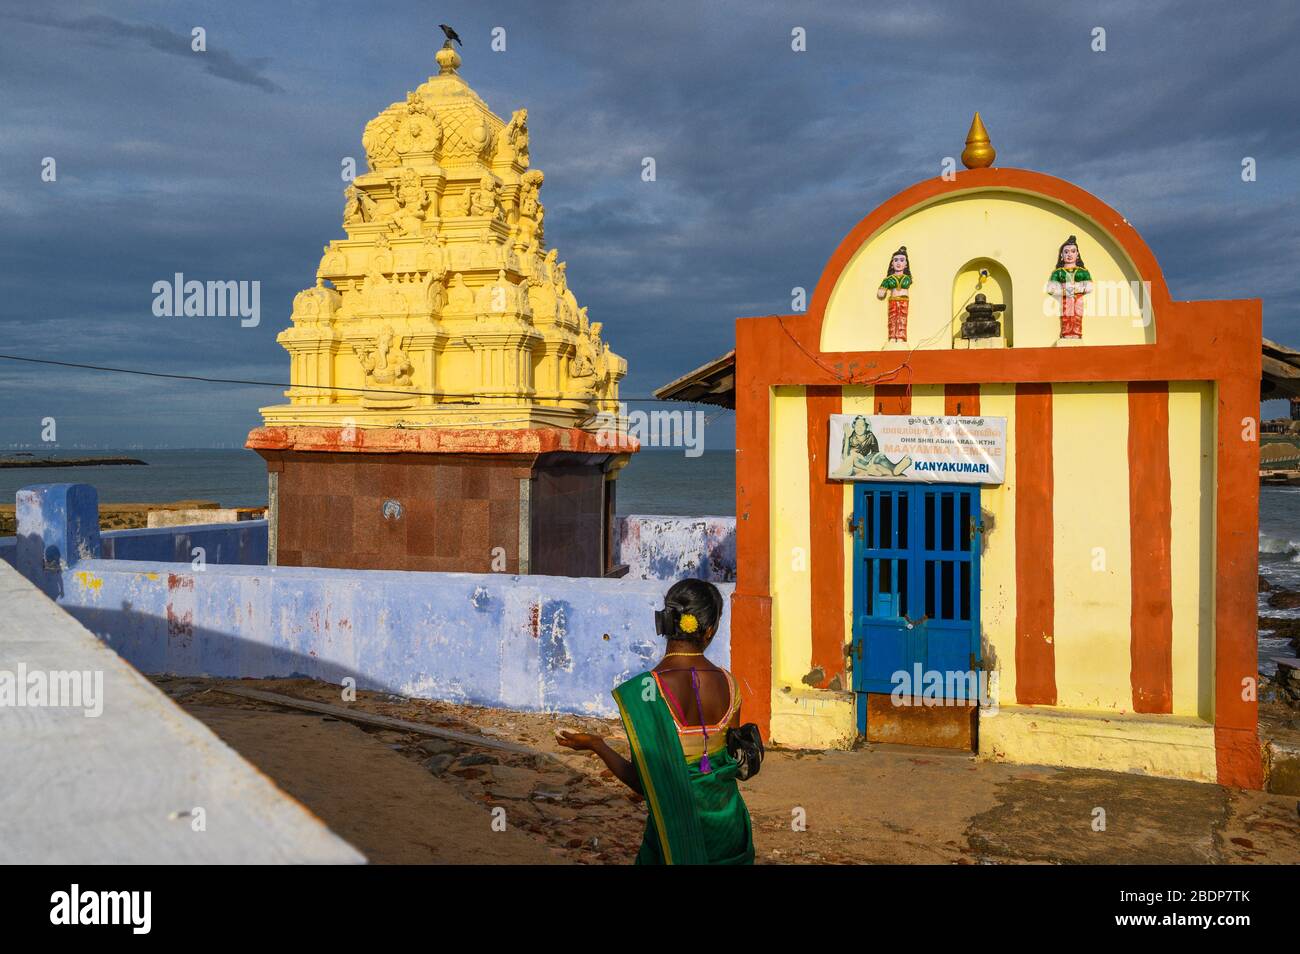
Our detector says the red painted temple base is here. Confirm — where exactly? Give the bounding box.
[246,426,637,576]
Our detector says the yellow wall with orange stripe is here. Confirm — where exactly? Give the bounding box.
[766,379,1218,764]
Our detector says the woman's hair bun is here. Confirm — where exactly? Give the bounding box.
[656,579,724,640]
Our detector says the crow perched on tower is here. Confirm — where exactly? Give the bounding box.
[439,24,462,47]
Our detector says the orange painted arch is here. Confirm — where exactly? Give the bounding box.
[731,167,1261,788]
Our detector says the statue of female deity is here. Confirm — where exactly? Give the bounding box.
[876,246,912,342]
[1046,235,1092,339]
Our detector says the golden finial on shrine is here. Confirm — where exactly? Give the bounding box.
[961,112,995,169]
[436,41,462,74]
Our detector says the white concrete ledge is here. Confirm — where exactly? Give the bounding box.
[0,561,365,864]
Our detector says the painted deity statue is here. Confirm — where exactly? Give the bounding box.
[834,415,912,478]
[876,246,912,342]
[1046,234,1092,339]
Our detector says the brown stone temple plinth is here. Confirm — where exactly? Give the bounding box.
[249,426,634,576]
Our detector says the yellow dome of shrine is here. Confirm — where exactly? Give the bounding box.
[258,42,626,432]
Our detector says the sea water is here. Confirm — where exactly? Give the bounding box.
[1258,485,1300,674]
[3,449,1292,673]
[0,448,736,515]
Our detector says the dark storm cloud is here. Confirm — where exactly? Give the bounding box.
[6,12,283,92]
[0,0,1296,447]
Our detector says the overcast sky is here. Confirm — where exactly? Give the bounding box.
[1,0,1297,448]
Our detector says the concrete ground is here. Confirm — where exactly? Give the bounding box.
[151,675,1300,865]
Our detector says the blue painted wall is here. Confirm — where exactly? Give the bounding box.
[59,560,732,718]
[1,521,265,569]
[101,520,268,566]
[15,483,102,597]
[13,484,738,718]
[616,515,736,582]
[10,488,733,585]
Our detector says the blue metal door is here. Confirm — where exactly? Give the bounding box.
[850,483,982,735]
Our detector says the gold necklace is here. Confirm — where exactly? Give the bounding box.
[663,651,705,657]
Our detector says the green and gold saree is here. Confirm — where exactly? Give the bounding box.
[612,671,755,866]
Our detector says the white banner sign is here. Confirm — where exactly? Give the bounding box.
[828,414,1006,484]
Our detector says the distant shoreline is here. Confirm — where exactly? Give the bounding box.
[0,456,147,469]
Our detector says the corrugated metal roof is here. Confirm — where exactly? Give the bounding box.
[1263,338,1300,400]
[653,350,735,408]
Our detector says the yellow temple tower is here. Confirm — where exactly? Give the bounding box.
[247,42,634,576]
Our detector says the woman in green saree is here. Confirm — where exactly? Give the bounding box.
[557,579,755,865]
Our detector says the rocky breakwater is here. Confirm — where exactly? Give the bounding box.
[1256,574,1300,795]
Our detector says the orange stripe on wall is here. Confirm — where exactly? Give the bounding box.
[945,383,980,416]
[1015,383,1057,705]
[875,384,911,415]
[946,382,977,415]
[1127,382,1174,713]
[806,386,845,688]
[1214,377,1263,787]
[732,326,774,738]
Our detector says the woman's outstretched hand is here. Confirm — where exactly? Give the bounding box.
[556,730,603,752]
[556,730,643,795]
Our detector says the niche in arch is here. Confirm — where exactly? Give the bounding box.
[951,257,1011,348]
